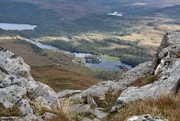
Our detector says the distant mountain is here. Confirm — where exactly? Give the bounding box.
[8,0,106,20]
[90,0,180,7]
[0,0,180,37]
[154,4,180,18]
[0,0,108,36]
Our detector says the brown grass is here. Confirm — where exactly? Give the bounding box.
[127,73,160,87]
[0,37,100,92]
[27,98,72,121]
[31,65,100,92]
[83,90,123,112]
[103,90,123,111]
[156,24,180,32]
[0,103,22,117]
[0,38,73,66]
[48,99,72,121]
[106,94,180,121]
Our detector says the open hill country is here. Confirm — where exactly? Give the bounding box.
[0,0,180,121]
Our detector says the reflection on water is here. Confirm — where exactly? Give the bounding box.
[27,39,132,71]
[86,58,131,71]
[30,41,59,50]
[0,23,37,30]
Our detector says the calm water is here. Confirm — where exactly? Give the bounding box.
[27,39,131,71]
[29,41,59,50]
[0,23,37,30]
[86,58,131,71]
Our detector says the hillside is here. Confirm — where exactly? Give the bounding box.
[0,0,180,120]
[0,0,180,77]
[1,0,180,37]
[0,0,108,36]
[0,33,101,92]
[11,0,106,20]
[1,0,180,67]
[31,65,100,92]
[154,4,180,18]
[0,30,179,121]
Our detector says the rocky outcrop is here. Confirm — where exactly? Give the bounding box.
[70,61,152,101]
[57,89,82,98]
[112,30,180,112]
[0,47,58,120]
[60,58,153,120]
[127,114,165,121]
[118,61,152,85]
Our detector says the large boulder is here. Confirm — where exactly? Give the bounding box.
[0,47,58,119]
[118,61,152,85]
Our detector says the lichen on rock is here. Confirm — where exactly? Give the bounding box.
[0,47,58,120]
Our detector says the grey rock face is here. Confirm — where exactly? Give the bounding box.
[91,108,107,119]
[33,82,58,106]
[16,99,33,115]
[127,114,165,121]
[72,61,152,101]
[41,112,57,120]
[112,30,180,111]
[57,89,82,98]
[70,104,91,113]
[82,118,93,121]
[151,30,180,74]
[0,47,58,119]
[70,60,153,114]
[68,60,154,119]
[87,94,98,108]
[119,61,152,85]
[0,85,26,108]
[93,118,101,121]
[72,81,124,100]
[19,114,42,121]
[35,96,51,109]
[0,116,19,121]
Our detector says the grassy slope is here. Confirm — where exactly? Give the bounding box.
[106,94,180,121]
[31,65,99,92]
[0,35,100,92]
[0,37,72,66]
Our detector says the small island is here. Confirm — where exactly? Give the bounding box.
[84,55,102,64]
